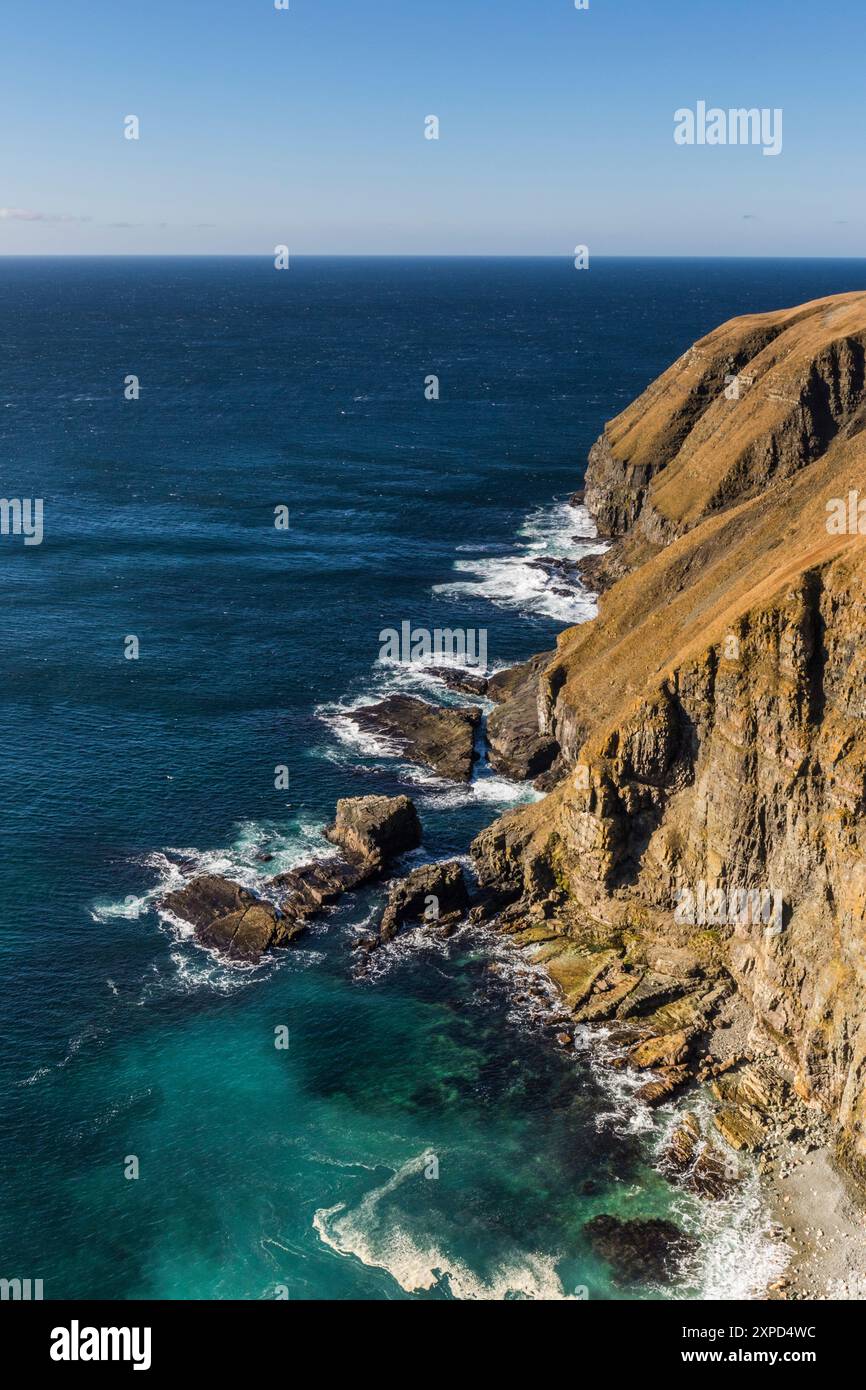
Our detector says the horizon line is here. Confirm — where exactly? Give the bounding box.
[1,252,866,262]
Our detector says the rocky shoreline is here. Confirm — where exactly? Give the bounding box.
[164,291,866,1298]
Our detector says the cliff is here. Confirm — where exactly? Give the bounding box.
[472,291,866,1174]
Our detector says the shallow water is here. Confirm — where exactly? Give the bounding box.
[2,256,863,1299]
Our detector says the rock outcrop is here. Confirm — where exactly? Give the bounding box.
[162,795,422,962]
[161,875,285,961]
[323,793,421,867]
[485,652,560,782]
[379,860,469,942]
[352,695,481,782]
[469,291,866,1180]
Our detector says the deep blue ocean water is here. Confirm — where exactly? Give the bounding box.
[2,256,865,1300]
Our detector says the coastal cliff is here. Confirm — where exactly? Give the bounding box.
[472,291,866,1179]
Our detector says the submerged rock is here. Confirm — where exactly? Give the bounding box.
[352,695,481,782]
[379,860,469,942]
[583,1214,698,1285]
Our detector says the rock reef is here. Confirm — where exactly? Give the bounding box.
[162,794,422,962]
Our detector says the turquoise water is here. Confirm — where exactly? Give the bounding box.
[2,257,864,1299]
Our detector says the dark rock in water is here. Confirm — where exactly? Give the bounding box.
[569,488,585,507]
[526,555,582,582]
[163,795,423,963]
[324,793,422,868]
[485,655,559,781]
[199,901,283,960]
[379,860,469,943]
[162,874,253,932]
[268,856,370,906]
[583,1214,698,1285]
[352,695,481,782]
[161,875,283,962]
[425,666,489,697]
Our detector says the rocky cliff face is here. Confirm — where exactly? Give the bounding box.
[473,292,866,1175]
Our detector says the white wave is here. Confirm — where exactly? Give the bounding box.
[92,815,337,994]
[651,1095,789,1301]
[421,773,541,809]
[434,500,607,623]
[92,814,336,929]
[683,1175,789,1301]
[315,704,403,759]
[17,1066,51,1088]
[313,1153,575,1300]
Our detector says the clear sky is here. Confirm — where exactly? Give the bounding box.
[0,0,862,256]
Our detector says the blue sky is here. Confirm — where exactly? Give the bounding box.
[0,0,862,255]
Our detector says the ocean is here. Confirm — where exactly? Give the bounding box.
[2,256,864,1300]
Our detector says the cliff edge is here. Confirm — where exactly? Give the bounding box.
[472,291,866,1176]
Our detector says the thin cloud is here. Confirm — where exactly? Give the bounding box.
[0,207,90,223]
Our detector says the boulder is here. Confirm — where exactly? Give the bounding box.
[628,1028,693,1070]
[162,874,253,932]
[267,856,371,906]
[162,876,283,962]
[324,794,422,869]
[634,1064,691,1107]
[661,1114,737,1199]
[352,695,481,782]
[379,860,469,942]
[199,902,282,961]
[663,1112,701,1173]
[583,1214,697,1285]
[686,1144,737,1200]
